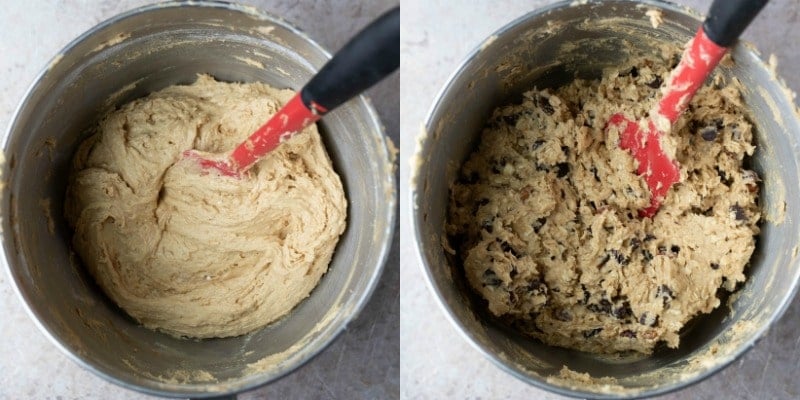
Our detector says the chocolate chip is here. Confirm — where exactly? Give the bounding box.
[731,204,747,221]
[670,245,680,254]
[532,140,546,150]
[502,114,520,125]
[646,76,663,88]
[700,127,718,141]
[644,234,656,242]
[581,285,591,304]
[610,249,629,265]
[613,301,633,319]
[710,262,720,270]
[642,249,654,262]
[656,285,674,305]
[556,162,570,178]
[717,167,733,186]
[561,146,570,156]
[658,245,667,255]
[527,279,548,295]
[638,312,659,327]
[482,220,494,233]
[499,240,521,258]
[598,253,611,269]
[620,330,637,338]
[584,328,603,338]
[533,217,547,233]
[483,269,502,287]
[536,96,555,115]
[458,171,479,185]
[477,198,490,206]
[624,66,639,78]
[590,166,600,181]
[630,237,642,249]
[554,308,573,322]
[588,299,612,314]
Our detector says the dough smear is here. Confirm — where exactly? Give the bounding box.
[447,55,760,354]
[66,75,347,339]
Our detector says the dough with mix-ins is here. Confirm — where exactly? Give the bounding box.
[66,75,347,339]
[447,55,760,354]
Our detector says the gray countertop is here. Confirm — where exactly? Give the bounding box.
[0,1,398,399]
[400,0,800,399]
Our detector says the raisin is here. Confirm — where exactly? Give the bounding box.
[700,126,718,141]
[620,330,637,338]
[483,269,502,287]
[710,262,720,270]
[554,308,573,322]
[536,95,555,115]
[646,76,662,88]
[731,204,747,221]
[556,162,570,178]
[584,328,603,338]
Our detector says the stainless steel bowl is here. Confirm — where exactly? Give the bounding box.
[411,0,800,398]
[2,1,395,397]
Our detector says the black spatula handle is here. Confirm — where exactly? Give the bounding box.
[301,7,399,113]
[703,0,768,47]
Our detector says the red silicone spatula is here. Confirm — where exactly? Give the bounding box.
[184,7,399,177]
[606,0,767,218]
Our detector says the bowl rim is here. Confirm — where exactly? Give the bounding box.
[1,0,396,397]
[410,0,799,398]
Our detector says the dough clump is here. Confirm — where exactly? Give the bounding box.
[66,75,347,338]
[447,56,760,354]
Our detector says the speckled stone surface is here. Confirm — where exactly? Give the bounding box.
[400,0,800,399]
[0,1,398,399]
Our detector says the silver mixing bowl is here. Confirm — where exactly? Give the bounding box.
[411,0,800,398]
[2,1,395,397]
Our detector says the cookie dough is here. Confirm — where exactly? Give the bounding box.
[65,75,347,339]
[447,55,760,354]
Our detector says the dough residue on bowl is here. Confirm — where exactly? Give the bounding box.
[446,54,760,354]
[65,75,347,339]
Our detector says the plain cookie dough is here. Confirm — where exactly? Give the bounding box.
[447,55,760,354]
[66,75,347,339]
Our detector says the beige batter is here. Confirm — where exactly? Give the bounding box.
[65,75,347,339]
[447,56,760,354]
